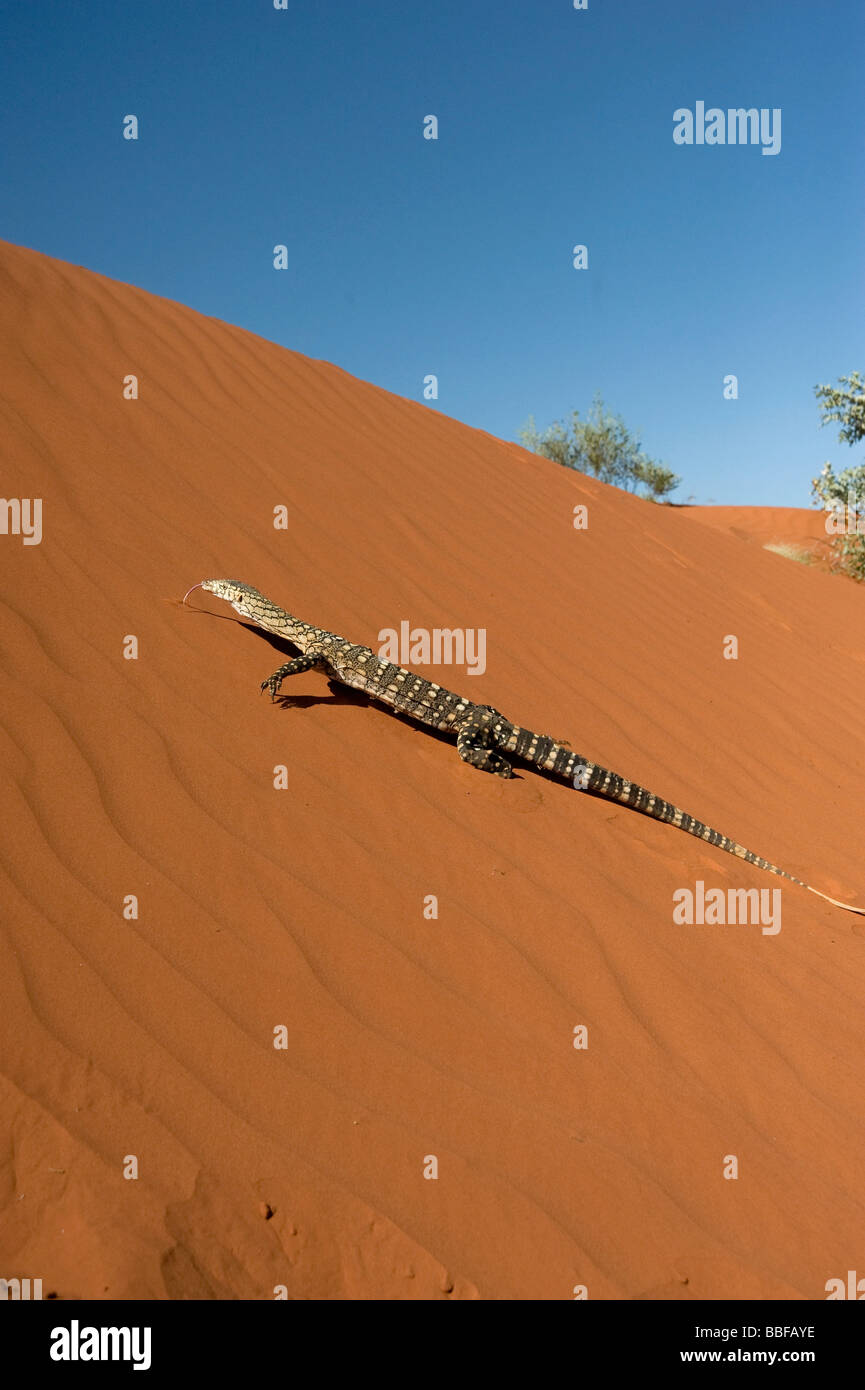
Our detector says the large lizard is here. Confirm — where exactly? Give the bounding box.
[184,579,863,915]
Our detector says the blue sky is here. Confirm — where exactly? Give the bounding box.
[1,0,862,504]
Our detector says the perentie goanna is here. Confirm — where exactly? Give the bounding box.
[184,579,863,916]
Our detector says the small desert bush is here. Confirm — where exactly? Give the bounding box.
[812,373,865,583]
[519,394,680,502]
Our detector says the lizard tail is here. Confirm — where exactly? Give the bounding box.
[805,885,865,914]
[502,728,865,915]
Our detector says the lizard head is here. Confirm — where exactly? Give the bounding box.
[186,578,265,622]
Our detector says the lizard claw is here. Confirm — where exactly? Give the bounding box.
[260,676,282,700]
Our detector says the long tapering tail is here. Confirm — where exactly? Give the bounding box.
[502,727,864,915]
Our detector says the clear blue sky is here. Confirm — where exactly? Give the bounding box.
[2,0,862,504]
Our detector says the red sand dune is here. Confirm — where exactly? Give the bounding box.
[680,504,834,564]
[1,239,864,1301]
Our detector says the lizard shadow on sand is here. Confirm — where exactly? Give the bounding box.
[202,624,865,912]
[241,624,507,765]
[239,625,639,803]
[237,625,744,822]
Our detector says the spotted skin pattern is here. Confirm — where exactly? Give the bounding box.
[190,579,863,915]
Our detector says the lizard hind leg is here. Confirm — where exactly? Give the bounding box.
[456,710,513,779]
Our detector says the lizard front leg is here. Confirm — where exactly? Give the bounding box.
[261,651,326,700]
[456,710,513,779]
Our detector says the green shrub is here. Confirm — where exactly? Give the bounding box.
[519,393,680,502]
[812,372,865,582]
